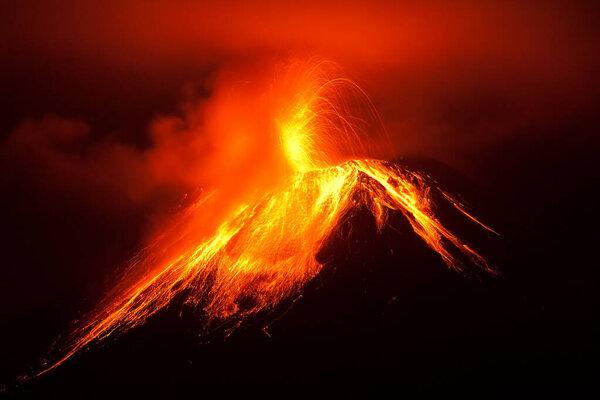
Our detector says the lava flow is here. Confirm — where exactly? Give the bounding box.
[35,60,498,377]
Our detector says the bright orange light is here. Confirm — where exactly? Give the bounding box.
[35,60,497,377]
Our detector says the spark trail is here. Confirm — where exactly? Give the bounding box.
[35,60,498,376]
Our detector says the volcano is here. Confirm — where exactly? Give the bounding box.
[1,61,504,392]
[2,2,599,396]
[7,156,506,396]
[3,154,597,397]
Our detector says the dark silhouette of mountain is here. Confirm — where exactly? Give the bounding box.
[1,157,598,397]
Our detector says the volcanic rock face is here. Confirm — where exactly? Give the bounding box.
[4,155,597,397]
[6,157,503,394]
[26,157,496,379]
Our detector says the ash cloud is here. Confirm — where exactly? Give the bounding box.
[0,0,599,316]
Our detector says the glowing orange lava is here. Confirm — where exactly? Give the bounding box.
[36,61,498,376]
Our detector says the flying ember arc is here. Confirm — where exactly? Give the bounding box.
[35,60,499,377]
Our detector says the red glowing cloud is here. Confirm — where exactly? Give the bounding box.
[0,2,598,389]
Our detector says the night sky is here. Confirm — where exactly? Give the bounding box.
[1,1,599,396]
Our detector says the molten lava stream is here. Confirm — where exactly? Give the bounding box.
[35,60,498,377]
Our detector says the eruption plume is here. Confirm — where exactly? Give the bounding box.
[33,60,498,377]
